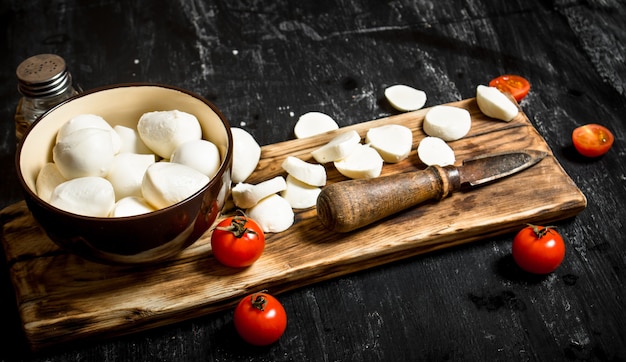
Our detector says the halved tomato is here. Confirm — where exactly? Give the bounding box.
[572,124,614,157]
[489,75,530,102]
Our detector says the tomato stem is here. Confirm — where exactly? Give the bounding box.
[528,223,557,239]
[250,291,268,311]
[216,210,258,239]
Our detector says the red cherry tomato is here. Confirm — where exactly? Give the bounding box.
[210,213,265,267]
[489,75,531,102]
[512,224,565,274]
[572,124,614,158]
[234,291,287,346]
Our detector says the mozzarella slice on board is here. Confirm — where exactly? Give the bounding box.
[417,136,455,166]
[384,84,427,111]
[231,176,287,209]
[247,194,294,233]
[334,144,383,179]
[281,156,326,186]
[423,105,472,141]
[294,112,339,138]
[311,130,361,164]
[476,85,519,122]
[365,124,413,163]
[231,127,262,184]
[281,175,321,209]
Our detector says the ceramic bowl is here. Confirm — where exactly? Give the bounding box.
[16,83,233,264]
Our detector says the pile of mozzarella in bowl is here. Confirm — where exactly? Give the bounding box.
[37,110,220,218]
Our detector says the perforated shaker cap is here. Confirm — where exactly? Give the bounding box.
[16,54,73,98]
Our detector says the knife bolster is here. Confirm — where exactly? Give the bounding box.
[441,165,461,196]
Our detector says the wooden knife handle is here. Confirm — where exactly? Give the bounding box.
[316,165,460,232]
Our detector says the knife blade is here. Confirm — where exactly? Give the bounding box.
[316,149,547,233]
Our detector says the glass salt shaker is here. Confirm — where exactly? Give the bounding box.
[15,53,79,141]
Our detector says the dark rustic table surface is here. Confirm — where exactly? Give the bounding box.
[1,1,625,361]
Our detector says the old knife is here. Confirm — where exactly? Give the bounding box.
[316,149,547,233]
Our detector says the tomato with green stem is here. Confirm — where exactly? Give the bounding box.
[572,124,614,158]
[211,212,265,267]
[233,291,287,346]
[512,224,565,274]
[489,75,531,102]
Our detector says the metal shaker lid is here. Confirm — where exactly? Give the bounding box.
[16,54,73,98]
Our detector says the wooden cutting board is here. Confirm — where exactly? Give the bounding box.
[0,98,586,351]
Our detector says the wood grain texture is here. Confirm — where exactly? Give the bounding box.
[0,98,585,351]
[1,0,625,360]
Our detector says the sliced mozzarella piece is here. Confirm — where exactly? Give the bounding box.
[246,194,294,233]
[281,175,321,209]
[171,139,221,178]
[423,105,471,141]
[417,136,455,166]
[476,85,519,122]
[334,144,383,179]
[365,124,413,163]
[49,176,116,217]
[384,84,427,111]
[114,125,153,154]
[311,130,361,164]
[36,162,67,203]
[137,110,202,159]
[281,156,326,186]
[141,162,209,209]
[56,114,121,154]
[231,127,262,183]
[106,153,156,200]
[294,112,339,138]
[53,127,116,179]
[110,196,156,217]
[231,176,287,209]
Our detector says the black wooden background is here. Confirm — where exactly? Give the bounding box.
[1,1,625,361]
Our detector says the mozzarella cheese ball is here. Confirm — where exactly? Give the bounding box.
[53,128,116,180]
[141,162,210,209]
[56,114,121,154]
[106,153,156,200]
[170,139,221,178]
[114,125,153,154]
[35,162,67,203]
[49,177,116,217]
[109,196,156,217]
[137,110,202,159]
